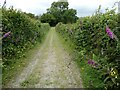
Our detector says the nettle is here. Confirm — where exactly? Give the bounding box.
[56,7,120,89]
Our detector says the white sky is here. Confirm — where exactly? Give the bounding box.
[0,0,119,17]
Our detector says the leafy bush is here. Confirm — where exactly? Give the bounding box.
[2,7,50,66]
[56,7,120,89]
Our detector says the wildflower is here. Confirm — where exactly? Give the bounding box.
[88,59,92,64]
[110,68,118,78]
[106,26,118,40]
[3,31,11,39]
[88,59,99,69]
[91,60,95,65]
[81,68,84,70]
[106,26,114,39]
[88,59,95,65]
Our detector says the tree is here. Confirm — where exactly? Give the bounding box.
[47,1,69,23]
[40,13,56,26]
[63,9,78,23]
[40,0,78,26]
[24,12,35,18]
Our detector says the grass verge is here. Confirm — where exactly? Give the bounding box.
[2,32,49,87]
[56,31,104,89]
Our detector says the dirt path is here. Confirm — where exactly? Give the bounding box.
[7,27,83,88]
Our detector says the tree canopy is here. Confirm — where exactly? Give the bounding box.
[40,1,78,26]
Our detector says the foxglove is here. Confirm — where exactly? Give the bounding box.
[3,31,11,39]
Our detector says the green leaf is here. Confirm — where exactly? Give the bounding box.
[104,76,110,83]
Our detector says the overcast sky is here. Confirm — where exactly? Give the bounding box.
[0,0,119,17]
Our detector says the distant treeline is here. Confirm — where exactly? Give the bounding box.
[40,1,78,26]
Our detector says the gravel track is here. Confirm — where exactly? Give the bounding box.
[7,27,83,88]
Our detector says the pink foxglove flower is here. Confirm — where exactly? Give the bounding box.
[106,26,114,39]
[106,26,118,40]
[3,31,11,39]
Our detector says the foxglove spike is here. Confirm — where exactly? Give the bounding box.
[3,31,11,39]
